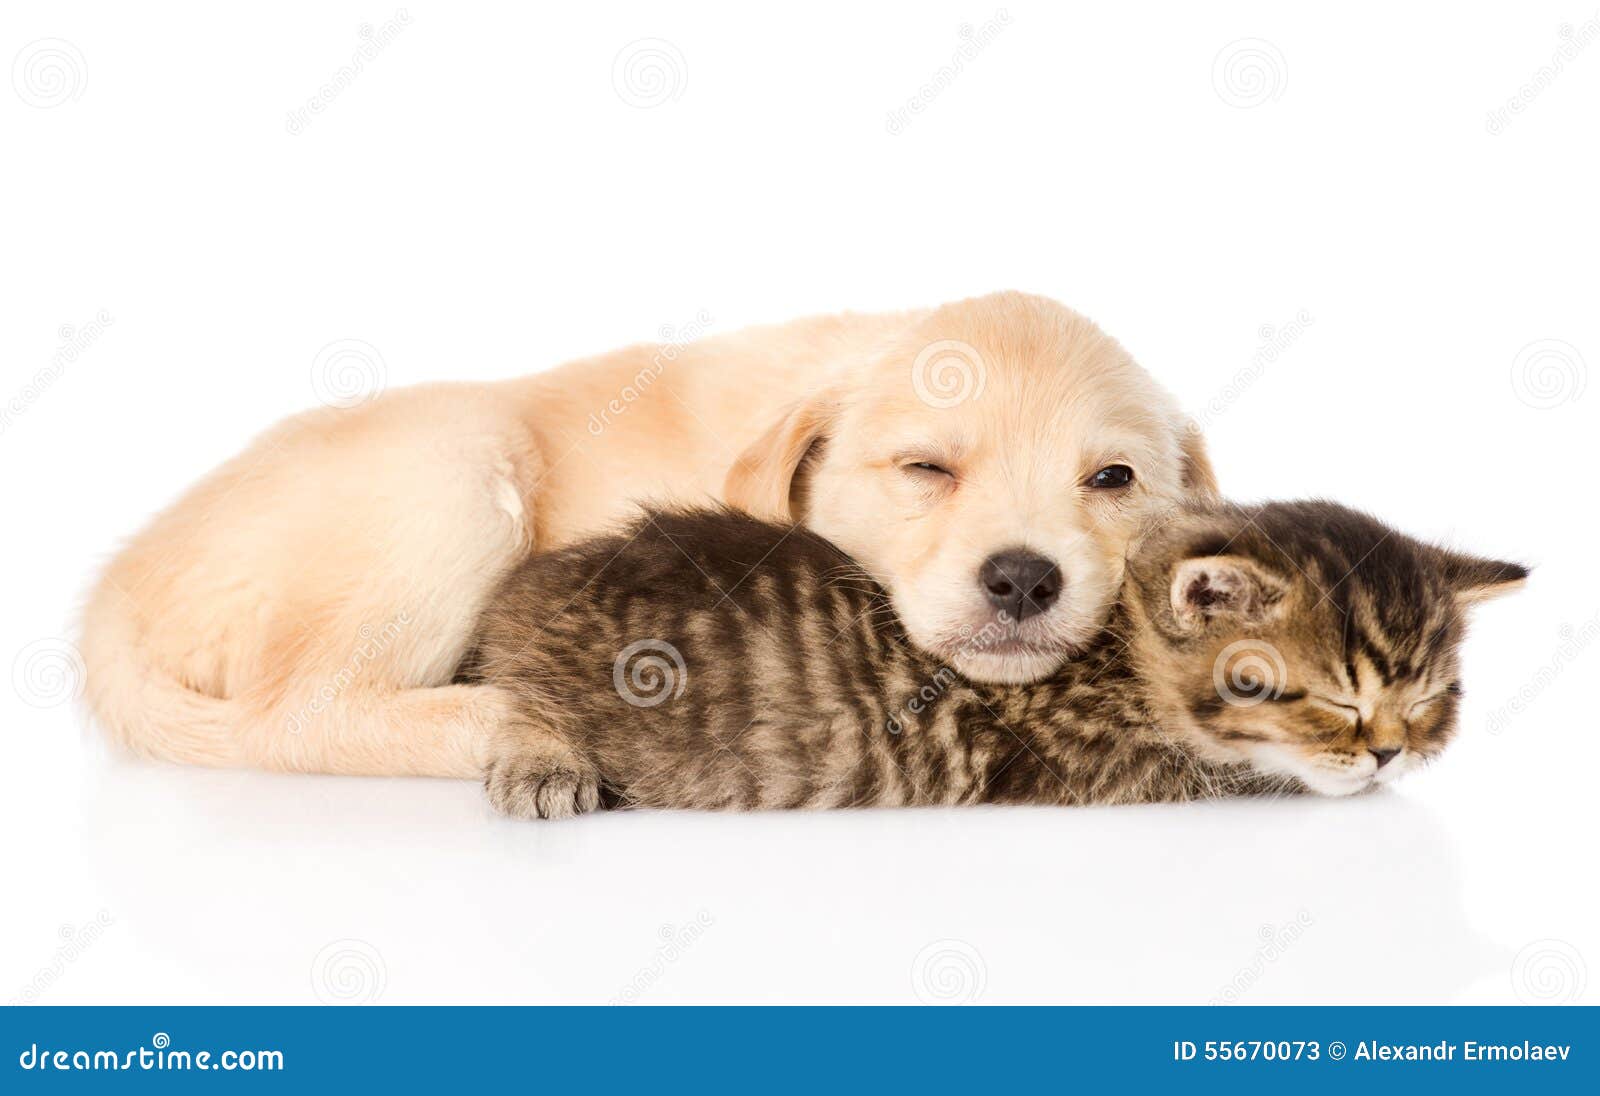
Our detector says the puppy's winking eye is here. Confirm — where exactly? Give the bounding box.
[1088,464,1134,489]
[905,461,954,478]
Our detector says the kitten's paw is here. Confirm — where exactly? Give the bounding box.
[484,751,601,820]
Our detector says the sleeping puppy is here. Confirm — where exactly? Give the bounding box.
[732,296,1218,683]
[81,292,1216,777]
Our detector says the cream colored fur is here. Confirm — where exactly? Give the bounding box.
[81,292,1215,777]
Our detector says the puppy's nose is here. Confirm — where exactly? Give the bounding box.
[1369,747,1401,769]
[979,550,1061,622]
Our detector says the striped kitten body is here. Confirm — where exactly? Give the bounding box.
[470,504,1523,818]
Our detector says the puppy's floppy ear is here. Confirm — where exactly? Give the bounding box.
[1435,549,1529,606]
[724,391,842,521]
[1169,555,1286,630]
[1178,421,1221,500]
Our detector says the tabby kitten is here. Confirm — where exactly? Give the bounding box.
[467,502,1524,818]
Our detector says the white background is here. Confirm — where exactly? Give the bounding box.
[3,1,1596,1005]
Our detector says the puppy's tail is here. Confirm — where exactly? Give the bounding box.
[78,578,241,768]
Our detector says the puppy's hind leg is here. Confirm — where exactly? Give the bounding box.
[235,393,551,778]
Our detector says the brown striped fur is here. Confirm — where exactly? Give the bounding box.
[469,502,1524,817]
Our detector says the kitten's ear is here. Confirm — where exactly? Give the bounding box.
[1436,549,1529,606]
[1169,555,1287,630]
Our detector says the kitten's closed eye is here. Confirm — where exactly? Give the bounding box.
[1265,693,1361,726]
[1407,685,1460,717]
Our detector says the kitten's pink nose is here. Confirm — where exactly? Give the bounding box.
[1369,748,1401,769]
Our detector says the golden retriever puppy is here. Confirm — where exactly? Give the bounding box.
[729,297,1217,684]
[80,292,1215,778]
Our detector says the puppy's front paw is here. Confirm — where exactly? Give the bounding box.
[485,751,600,820]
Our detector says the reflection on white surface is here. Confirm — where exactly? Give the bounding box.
[31,750,1500,1004]
[5,673,1595,1008]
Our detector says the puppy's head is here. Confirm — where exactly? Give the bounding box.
[726,292,1216,684]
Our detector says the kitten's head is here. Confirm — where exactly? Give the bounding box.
[1126,501,1527,796]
